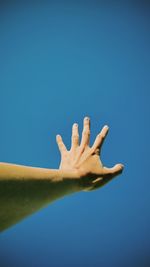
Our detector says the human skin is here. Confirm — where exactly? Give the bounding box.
[0,117,124,232]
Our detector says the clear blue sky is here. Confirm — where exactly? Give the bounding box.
[0,2,150,267]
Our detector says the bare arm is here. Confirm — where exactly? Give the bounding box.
[0,163,80,232]
[0,117,124,232]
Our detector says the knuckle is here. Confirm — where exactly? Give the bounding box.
[95,148,100,155]
[83,130,90,136]
[59,142,65,149]
[90,147,96,155]
[57,139,61,145]
[72,134,79,140]
[99,133,105,139]
[59,145,64,151]
[61,147,67,153]
[84,121,89,126]
[58,140,63,145]
[73,133,79,137]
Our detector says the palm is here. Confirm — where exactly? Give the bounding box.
[56,117,124,191]
[59,146,102,173]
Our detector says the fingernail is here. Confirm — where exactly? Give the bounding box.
[84,116,90,121]
[74,123,78,127]
[120,164,124,169]
[104,125,109,130]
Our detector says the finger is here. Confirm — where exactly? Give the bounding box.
[85,182,104,191]
[83,186,94,192]
[102,163,124,178]
[71,123,79,150]
[86,164,124,192]
[83,178,103,192]
[83,164,124,192]
[56,134,67,154]
[80,117,90,149]
[91,125,109,153]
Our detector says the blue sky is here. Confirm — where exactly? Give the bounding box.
[0,2,150,267]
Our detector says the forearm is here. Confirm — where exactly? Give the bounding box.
[0,162,80,232]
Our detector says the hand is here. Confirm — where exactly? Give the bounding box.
[56,117,124,192]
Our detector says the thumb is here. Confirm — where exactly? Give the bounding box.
[102,163,124,177]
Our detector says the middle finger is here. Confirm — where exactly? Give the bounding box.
[80,117,90,150]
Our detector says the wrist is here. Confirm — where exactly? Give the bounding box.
[55,169,82,193]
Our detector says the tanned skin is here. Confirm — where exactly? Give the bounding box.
[0,117,124,232]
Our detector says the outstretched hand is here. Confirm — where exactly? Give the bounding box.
[56,117,124,192]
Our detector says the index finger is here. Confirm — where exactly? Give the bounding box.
[91,125,109,153]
